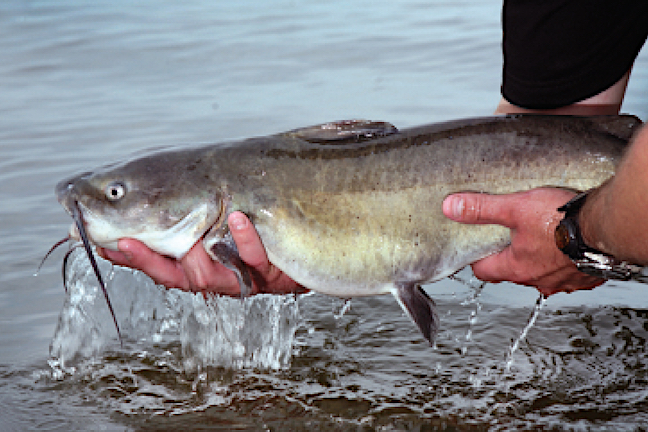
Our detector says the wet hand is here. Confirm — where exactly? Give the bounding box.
[442,188,605,296]
[98,211,306,297]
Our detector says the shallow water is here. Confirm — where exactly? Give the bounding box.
[2,0,648,430]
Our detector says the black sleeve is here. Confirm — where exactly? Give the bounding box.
[501,0,648,109]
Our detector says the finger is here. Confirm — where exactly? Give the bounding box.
[97,247,131,267]
[113,239,189,288]
[228,211,305,294]
[469,240,569,285]
[179,241,241,295]
[536,276,604,296]
[469,248,515,283]
[471,249,604,294]
[228,212,270,270]
[443,192,518,228]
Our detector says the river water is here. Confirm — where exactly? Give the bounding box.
[2,1,648,430]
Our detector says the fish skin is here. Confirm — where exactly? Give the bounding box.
[56,115,641,345]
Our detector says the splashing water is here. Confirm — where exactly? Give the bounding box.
[180,293,301,371]
[49,248,302,374]
[332,298,352,320]
[505,294,547,372]
[450,270,487,355]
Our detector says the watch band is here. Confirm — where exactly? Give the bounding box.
[555,191,599,260]
[555,190,648,283]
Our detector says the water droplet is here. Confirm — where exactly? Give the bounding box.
[505,294,547,372]
[333,298,352,319]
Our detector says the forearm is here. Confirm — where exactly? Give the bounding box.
[580,125,648,265]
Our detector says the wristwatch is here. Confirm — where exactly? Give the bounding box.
[555,190,648,282]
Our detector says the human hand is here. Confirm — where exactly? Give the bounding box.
[442,188,605,296]
[97,211,306,297]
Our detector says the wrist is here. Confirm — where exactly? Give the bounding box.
[576,183,611,255]
[555,188,648,282]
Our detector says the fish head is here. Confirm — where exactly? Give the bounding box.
[56,150,224,259]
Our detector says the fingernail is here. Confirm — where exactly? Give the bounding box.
[444,195,465,219]
[230,213,248,231]
[117,240,134,261]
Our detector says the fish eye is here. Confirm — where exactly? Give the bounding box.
[105,182,126,201]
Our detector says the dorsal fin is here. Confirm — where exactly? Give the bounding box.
[287,120,398,144]
[586,114,643,141]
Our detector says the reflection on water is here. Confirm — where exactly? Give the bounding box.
[2,0,648,430]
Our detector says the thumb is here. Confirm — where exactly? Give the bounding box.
[442,192,517,228]
[228,211,271,270]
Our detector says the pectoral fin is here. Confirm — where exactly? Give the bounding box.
[205,227,253,298]
[393,283,439,346]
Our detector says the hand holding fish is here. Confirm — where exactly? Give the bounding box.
[443,188,604,296]
[98,211,306,296]
[443,123,648,294]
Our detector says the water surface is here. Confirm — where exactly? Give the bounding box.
[1,0,648,430]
